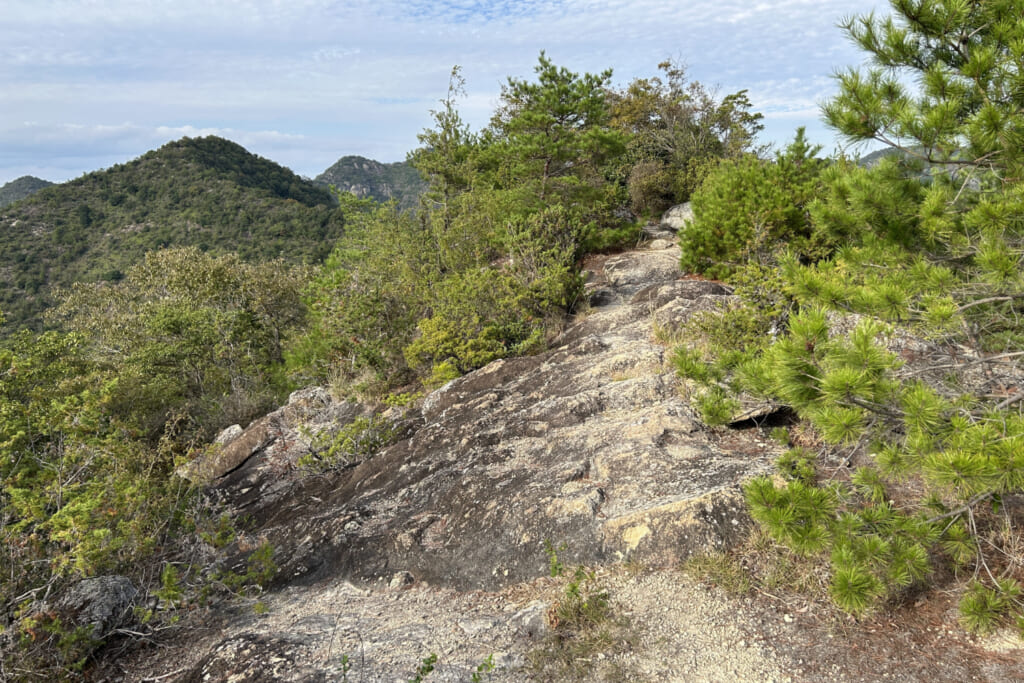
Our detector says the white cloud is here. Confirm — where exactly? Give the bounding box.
[1,0,886,184]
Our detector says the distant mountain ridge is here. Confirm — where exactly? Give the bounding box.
[315,156,426,209]
[0,176,54,207]
[0,136,344,334]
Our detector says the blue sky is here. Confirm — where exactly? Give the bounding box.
[1,0,885,186]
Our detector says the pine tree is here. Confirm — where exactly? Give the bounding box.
[726,0,1024,629]
[825,0,1024,182]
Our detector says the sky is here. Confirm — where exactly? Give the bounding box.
[1,0,887,186]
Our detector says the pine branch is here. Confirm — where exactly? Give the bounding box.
[841,395,904,421]
[993,392,1024,411]
[900,351,1024,377]
[957,294,1024,312]
[924,491,994,525]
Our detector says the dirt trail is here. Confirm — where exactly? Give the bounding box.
[108,230,1023,682]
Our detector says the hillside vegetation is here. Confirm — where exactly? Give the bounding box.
[675,0,1024,636]
[3,0,1024,678]
[0,176,53,208]
[314,155,426,210]
[0,136,343,332]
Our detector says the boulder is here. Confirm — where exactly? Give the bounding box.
[213,424,244,445]
[660,202,693,231]
[54,575,137,638]
[176,388,371,487]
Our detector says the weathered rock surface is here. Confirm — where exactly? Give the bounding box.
[204,241,773,597]
[108,234,1024,683]
[177,387,373,488]
[126,237,782,681]
[54,575,137,639]
[660,202,693,231]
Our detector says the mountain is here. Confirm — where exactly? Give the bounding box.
[857,147,903,168]
[0,175,54,207]
[315,155,426,209]
[0,136,344,333]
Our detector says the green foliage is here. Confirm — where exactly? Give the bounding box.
[408,653,438,683]
[0,328,201,677]
[0,175,54,208]
[608,59,764,212]
[403,269,548,377]
[51,246,308,443]
[287,198,424,393]
[488,53,625,212]
[824,0,1024,182]
[213,542,278,593]
[776,447,816,484]
[671,346,720,384]
[14,612,99,677]
[2,243,307,675]
[156,563,185,609]
[0,136,343,335]
[669,274,789,428]
[959,579,1022,634]
[1,331,185,578]
[679,129,825,279]
[292,56,624,396]
[744,477,837,557]
[544,539,568,577]
[736,1,1024,627]
[297,415,396,471]
[742,307,1024,618]
[769,426,792,446]
[471,654,496,682]
[625,160,676,216]
[664,29,1024,618]
[552,567,612,632]
[694,386,739,427]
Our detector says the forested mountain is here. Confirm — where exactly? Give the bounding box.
[315,155,426,209]
[0,175,53,207]
[0,136,344,332]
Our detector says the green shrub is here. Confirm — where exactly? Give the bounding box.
[742,309,1024,620]
[775,447,815,483]
[959,579,1022,635]
[694,386,739,426]
[297,415,396,472]
[679,129,825,279]
[671,346,719,383]
[627,160,676,216]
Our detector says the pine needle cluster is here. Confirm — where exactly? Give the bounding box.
[674,0,1024,632]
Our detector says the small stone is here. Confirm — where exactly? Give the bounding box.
[388,571,414,590]
[214,424,244,446]
[457,617,498,635]
[511,601,549,639]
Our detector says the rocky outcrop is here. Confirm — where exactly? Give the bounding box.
[201,241,775,596]
[54,575,137,639]
[120,235,785,681]
[660,202,693,232]
[314,155,426,210]
[176,387,373,487]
